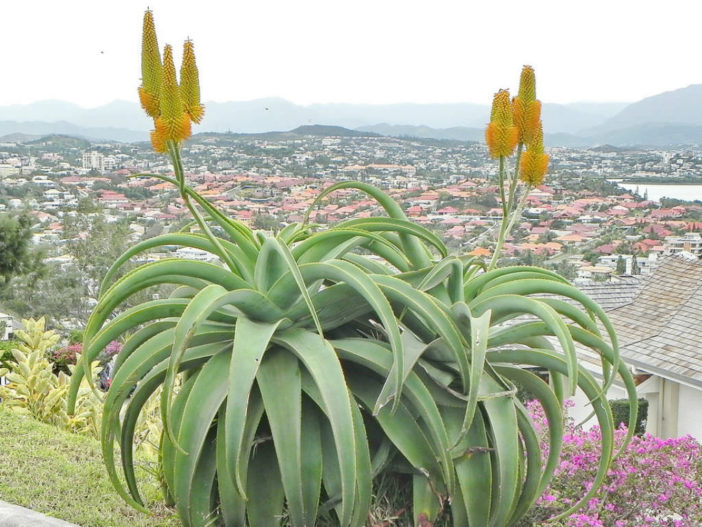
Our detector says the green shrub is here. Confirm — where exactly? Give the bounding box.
[0,317,101,434]
[1,317,162,452]
[610,397,649,436]
[0,339,16,369]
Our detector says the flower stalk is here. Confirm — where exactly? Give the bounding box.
[487,66,548,269]
[137,11,238,276]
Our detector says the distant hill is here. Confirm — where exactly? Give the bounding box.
[0,100,152,132]
[0,132,41,143]
[0,98,625,138]
[0,120,146,143]
[189,125,379,143]
[5,89,702,147]
[26,134,91,149]
[289,125,379,137]
[541,102,629,134]
[357,123,484,142]
[357,124,596,148]
[587,123,702,147]
[586,85,702,133]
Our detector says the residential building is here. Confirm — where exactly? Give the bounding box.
[0,312,15,340]
[664,232,702,257]
[82,151,105,171]
[572,255,702,440]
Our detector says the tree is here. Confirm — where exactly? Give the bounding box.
[552,259,578,281]
[76,197,102,214]
[616,255,626,275]
[582,251,600,265]
[0,264,88,323]
[632,254,641,275]
[252,213,280,231]
[0,212,42,287]
[63,214,132,298]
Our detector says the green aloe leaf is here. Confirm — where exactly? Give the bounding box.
[246,440,286,527]
[273,329,358,527]
[171,349,231,524]
[224,317,282,497]
[256,349,306,526]
[99,232,253,294]
[303,181,433,268]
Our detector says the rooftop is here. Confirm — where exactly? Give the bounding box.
[606,255,702,388]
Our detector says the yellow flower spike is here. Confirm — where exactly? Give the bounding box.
[512,96,526,141]
[492,89,513,128]
[138,10,162,119]
[518,65,536,103]
[513,66,541,143]
[151,44,192,151]
[520,123,548,186]
[180,40,205,124]
[485,89,518,158]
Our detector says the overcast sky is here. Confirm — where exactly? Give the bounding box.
[2,0,700,108]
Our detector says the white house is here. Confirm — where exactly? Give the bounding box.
[0,312,15,341]
[571,255,702,441]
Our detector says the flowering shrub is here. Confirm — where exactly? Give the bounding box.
[1,318,162,459]
[520,401,702,527]
[104,340,122,357]
[51,343,82,374]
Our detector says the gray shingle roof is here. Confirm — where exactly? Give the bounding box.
[574,276,646,311]
[604,255,702,387]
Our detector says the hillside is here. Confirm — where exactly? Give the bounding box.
[587,84,702,133]
[4,87,702,147]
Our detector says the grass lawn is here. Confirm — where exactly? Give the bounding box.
[0,404,181,527]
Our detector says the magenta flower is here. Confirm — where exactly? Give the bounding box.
[522,400,702,527]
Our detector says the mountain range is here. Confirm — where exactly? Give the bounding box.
[2,85,702,147]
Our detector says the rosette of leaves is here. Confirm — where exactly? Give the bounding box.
[67,178,637,527]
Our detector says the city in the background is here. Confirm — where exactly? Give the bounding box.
[0,128,701,329]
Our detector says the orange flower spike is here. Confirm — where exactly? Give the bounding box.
[520,123,548,186]
[180,40,205,124]
[152,44,192,152]
[523,99,542,145]
[150,129,167,153]
[138,10,162,119]
[485,89,518,158]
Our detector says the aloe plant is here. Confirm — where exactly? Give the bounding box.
[66,12,637,527]
[66,175,638,526]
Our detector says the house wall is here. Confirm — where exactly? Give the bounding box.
[677,384,702,439]
[568,383,627,429]
[0,315,13,340]
[565,376,702,443]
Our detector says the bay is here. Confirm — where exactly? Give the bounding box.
[613,182,702,203]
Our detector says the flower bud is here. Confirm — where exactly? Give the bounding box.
[138,10,162,119]
[150,44,192,152]
[485,89,518,158]
[520,123,548,186]
[518,65,536,103]
[180,40,205,124]
[515,99,542,144]
[513,66,541,143]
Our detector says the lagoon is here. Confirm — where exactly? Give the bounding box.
[613,182,702,203]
